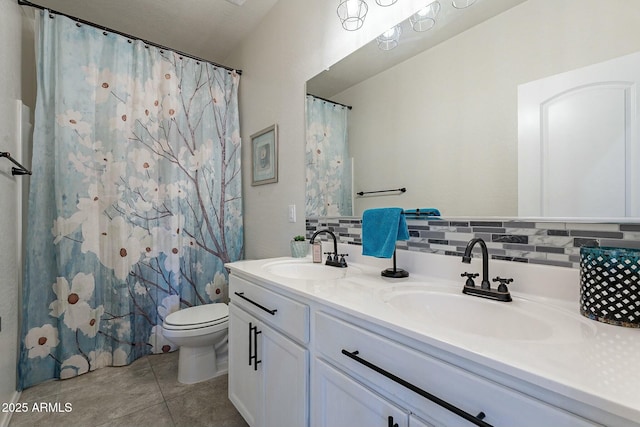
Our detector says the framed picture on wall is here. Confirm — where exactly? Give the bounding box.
[251,124,278,185]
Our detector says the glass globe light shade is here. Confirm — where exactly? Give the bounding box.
[376,0,398,6]
[337,0,369,31]
[376,24,402,50]
[452,0,476,9]
[409,1,441,32]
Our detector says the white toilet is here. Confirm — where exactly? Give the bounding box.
[161,303,229,384]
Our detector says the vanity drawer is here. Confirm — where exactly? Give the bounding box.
[315,311,600,427]
[230,275,309,344]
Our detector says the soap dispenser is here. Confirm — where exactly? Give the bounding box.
[312,241,322,263]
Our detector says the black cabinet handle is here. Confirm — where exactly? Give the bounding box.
[234,291,277,315]
[388,416,399,427]
[249,323,262,371]
[248,322,253,367]
[341,349,493,427]
[253,326,262,371]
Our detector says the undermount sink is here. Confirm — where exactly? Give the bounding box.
[263,259,362,280]
[380,286,597,342]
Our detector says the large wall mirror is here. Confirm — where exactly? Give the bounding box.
[305,0,640,219]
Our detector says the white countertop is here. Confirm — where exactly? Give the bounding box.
[226,245,640,424]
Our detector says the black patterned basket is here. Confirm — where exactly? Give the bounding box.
[580,246,640,327]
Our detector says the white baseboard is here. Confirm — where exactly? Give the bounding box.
[0,390,21,427]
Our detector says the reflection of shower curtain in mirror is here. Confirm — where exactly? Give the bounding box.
[18,11,243,390]
[305,95,352,216]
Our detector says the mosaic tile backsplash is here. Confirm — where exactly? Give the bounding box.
[306,217,640,269]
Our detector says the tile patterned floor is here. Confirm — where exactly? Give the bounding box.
[9,351,249,427]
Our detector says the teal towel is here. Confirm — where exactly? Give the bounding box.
[362,207,410,258]
[403,208,441,218]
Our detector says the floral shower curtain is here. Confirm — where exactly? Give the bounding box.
[18,11,243,390]
[305,95,352,217]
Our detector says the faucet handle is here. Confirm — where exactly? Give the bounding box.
[338,253,349,267]
[492,277,513,293]
[461,272,479,287]
[324,251,336,261]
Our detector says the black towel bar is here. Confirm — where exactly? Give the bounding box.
[234,292,277,315]
[357,187,406,196]
[1,152,31,176]
[341,349,493,427]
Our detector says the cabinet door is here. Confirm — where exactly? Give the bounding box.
[261,321,308,427]
[313,359,408,427]
[409,415,435,427]
[228,304,261,427]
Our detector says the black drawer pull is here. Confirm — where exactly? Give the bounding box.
[249,323,262,371]
[248,322,253,367]
[234,291,277,315]
[388,416,398,427]
[341,349,493,427]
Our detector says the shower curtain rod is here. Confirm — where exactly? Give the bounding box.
[307,93,352,110]
[17,0,242,75]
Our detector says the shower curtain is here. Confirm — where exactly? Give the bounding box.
[305,95,352,217]
[18,11,243,389]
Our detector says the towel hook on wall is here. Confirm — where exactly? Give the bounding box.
[1,152,32,176]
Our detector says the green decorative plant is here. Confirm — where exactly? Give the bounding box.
[290,235,308,257]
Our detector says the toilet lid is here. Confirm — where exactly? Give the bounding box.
[164,303,229,327]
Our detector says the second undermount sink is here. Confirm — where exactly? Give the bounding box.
[263,259,362,280]
[380,286,597,342]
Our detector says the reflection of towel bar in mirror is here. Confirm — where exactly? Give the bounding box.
[357,187,406,196]
[1,152,31,176]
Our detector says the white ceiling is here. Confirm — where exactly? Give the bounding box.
[25,0,280,65]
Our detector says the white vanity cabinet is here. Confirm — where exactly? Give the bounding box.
[228,275,309,427]
[312,359,445,427]
[312,359,442,427]
[225,258,637,427]
[313,358,411,427]
[410,415,435,427]
[313,311,601,427]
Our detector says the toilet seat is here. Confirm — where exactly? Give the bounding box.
[163,303,229,331]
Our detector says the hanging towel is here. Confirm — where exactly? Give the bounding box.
[362,207,410,258]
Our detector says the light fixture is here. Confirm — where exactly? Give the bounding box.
[451,0,476,9]
[337,0,369,31]
[409,1,441,32]
[375,0,398,6]
[376,24,402,50]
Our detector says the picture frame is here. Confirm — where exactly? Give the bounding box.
[251,124,278,186]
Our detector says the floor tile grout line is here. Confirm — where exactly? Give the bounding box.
[149,355,179,427]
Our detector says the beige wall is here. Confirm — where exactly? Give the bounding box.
[334,0,640,217]
[0,0,30,409]
[225,0,426,259]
